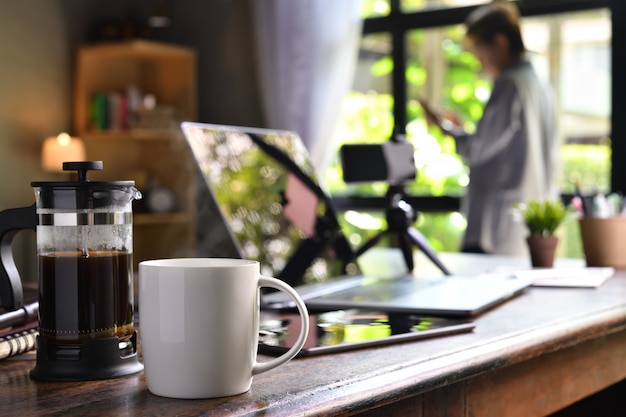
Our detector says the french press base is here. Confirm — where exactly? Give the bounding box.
[30,332,143,381]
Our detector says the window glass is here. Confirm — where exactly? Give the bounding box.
[325,32,394,198]
[329,7,611,257]
[559,11,610,117]
[361,0,391,17]
[403,10,611,199]
[406,25,483,198]
[401,0,492,14]
[557,10,611,196]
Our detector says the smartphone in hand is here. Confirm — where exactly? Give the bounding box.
[418,98,439,125]
[418,98,463,136]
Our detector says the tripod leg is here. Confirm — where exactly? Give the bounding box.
[405,226,451,275]
[354,231,388,258]
[397,231,414,272]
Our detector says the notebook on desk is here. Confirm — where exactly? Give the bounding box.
[181,122,531,317]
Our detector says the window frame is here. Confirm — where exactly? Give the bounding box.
[333,0,620,213]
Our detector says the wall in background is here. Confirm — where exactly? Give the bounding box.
[0,0,262,282]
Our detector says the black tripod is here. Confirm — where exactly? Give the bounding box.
[353,189,451,275]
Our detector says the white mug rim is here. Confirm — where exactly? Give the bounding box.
[139,258,258,268]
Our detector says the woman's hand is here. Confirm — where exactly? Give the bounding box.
[418,98,464,136]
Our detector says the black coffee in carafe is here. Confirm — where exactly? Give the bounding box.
[38,251,134,345]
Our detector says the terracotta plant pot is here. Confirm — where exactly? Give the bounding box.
[579,217,626,268]
[526,236,559,268]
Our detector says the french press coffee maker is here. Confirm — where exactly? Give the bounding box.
[0,161,143,381]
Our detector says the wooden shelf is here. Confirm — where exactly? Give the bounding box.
[74,40,198,269]
[134,212,191,226]
[82,128,185,141]
[74,40,196,137]
[77,39,195,58]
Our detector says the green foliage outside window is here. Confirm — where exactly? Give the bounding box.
[328,8,610,258]
[326,27,482,254]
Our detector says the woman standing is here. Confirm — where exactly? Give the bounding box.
[421,1,558,256]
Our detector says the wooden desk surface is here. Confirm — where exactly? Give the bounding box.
[3,253,626,416]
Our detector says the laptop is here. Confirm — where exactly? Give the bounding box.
[181,122,531,317]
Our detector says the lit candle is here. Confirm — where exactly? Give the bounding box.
[41,133,86,172]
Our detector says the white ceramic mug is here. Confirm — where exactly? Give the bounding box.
[138,258,309,399]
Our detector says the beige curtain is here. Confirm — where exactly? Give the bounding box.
[251,0,362,174]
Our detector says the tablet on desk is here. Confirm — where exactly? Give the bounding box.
[258,310,475,357]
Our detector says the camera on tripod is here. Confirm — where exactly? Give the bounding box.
[340,134,416,185]
[340,133,450,275]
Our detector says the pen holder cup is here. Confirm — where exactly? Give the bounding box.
[579,217,626,269]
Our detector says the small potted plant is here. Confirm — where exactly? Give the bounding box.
[513,199,573,267]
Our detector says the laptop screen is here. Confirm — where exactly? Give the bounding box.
[182,122,353,286]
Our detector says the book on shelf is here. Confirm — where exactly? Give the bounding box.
[90,87,178,132]
[91,91,129,131]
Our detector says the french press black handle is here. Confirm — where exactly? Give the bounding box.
[0,204,37,311]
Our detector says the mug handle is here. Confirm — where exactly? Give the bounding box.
[253,276,309,376]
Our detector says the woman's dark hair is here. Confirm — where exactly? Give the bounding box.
[465,1,525,56]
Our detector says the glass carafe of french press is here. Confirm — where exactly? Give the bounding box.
[29,161,144,381]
